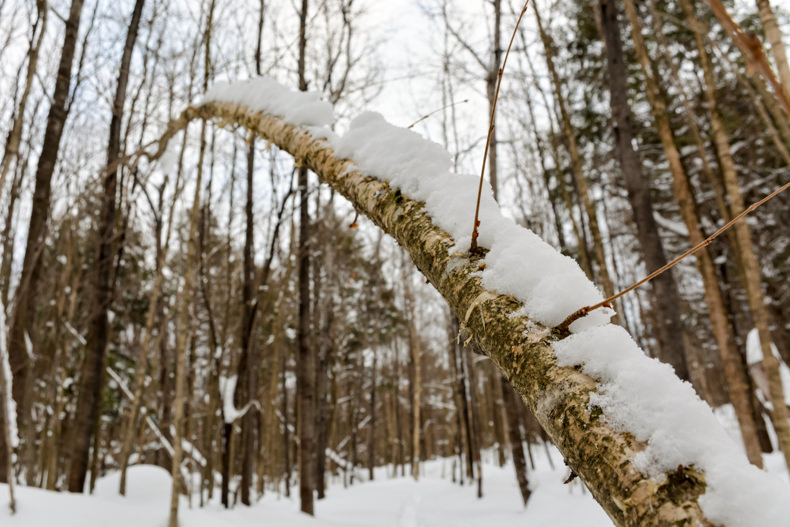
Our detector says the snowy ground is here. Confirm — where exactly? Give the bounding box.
[1,446,613,527]
[2,441,787,526]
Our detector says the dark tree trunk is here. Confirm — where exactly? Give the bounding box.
[597,0,690,382]
[501,378,531,506]
[367,349,377,481]
[239,0,265,505]
[221,421,232,507]
[68,0,145,493]
[315,308,332,499]
[282,354,291,497]
[463,344,482,498]
[449,318,474,482]
[238,138,257,507]
[296,0,314,514]
[4,0,84,483]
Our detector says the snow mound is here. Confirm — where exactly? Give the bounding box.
[94,464,172,503]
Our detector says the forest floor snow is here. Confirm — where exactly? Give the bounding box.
[1,446,613,527]
[1,442,787,526]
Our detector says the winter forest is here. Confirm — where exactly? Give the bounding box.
[0,0,789,525]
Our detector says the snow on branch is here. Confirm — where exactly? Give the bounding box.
[106,367,173,457]
[219,374,262,425]
[138,75,790,526]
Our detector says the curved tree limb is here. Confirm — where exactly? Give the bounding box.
[148,100,713,526]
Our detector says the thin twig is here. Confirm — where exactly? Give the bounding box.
[470,0,531,253]
[407,99,469,129]
[558,180,790,331]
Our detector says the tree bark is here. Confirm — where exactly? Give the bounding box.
[296,0,315,515]
[5,0,84,482]
[68,0,145,492]
[463,345,483,498]
[367,348,377,480]
[448,317,474,483]
[406,288,421,481]
[501,377,530,506]
[754,0,790,102]
[169,2,213,523]
[486,0,502,200]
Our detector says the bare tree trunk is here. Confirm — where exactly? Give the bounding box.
[0,0,46,196]
[464,346,482,498]
[282,348,291,497]
[501,378,530,506]
[681,0,790,472]
[597,0,691,382]
[237,137,257,507]
[394,340,405,477]
[406,288,421,481]
[621,0,765,467]
[487,0,502,200]
[367,348,377,480]
[448,318,474,483]
[296,0,315,515]
[169,3,213,524]
[5,0,84,482]
[315,306,332,498]
[239,1,266,505]
[68,0,145,492]
[168,141,204,524]
[755,0,790,101]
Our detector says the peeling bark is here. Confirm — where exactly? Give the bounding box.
[145,101,716,526]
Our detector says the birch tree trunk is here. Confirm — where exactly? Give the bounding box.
[142,95,747,524]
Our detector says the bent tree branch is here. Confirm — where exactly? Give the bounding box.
[150,101,712,526]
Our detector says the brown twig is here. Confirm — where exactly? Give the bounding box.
[407,99,469,129]
[469,0,531,253]
[558,180,790,331]
[705,0,790,116]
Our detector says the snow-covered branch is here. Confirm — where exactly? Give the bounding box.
[137,76,789,526]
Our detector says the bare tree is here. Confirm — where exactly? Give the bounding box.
[68,0,146,493]
[4,0,84,484]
